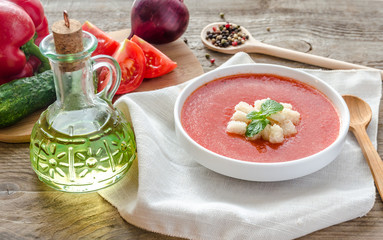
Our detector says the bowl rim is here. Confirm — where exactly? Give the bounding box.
[174,63,350,168]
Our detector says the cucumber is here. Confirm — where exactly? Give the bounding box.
[0,70,56,128]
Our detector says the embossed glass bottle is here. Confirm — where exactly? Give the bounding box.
[30,31,136,192]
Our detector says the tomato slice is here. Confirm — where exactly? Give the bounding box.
[131,35,177,78]
[98,39,145,94]
[82,21,120,56]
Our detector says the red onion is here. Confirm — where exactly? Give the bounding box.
[129,0,189,44]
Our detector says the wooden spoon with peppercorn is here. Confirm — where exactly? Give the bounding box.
[201,22,382,77]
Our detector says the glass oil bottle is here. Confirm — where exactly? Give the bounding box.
[29,22,136,192]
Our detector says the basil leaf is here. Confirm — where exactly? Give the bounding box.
[260,99,284,116]
[245,119,270,137]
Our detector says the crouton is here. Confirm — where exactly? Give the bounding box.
[231,111,251,123]
[284,108,300,125]
[269,124,284,143]
[281,102,292,109]
[281,120,297,136]
[226,121,247,135]
[254,99,267,111]
[268,111,286,123]
[235,101,254,114]
[246,133,261,141]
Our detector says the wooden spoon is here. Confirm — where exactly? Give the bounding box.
[343,95,383,200]
[201,22,383,78]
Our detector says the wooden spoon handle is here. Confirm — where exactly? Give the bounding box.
[250,43,383,78]
[352,125,383,199]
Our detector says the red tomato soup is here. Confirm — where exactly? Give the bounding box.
[181,74,340,163]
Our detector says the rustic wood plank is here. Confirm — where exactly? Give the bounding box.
[1,0,383,239]
[0,190,179,239]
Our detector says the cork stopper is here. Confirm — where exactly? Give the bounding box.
[51,11,84,71]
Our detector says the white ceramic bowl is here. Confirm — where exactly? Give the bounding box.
[174,64,350,181]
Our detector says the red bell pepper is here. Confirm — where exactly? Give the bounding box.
[8,0,50,46]
[0,0,50,85]
[35,17,50,46]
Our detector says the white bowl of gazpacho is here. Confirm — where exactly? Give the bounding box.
[174,64,350,181]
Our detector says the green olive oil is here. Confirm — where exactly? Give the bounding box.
[30,109,136,192]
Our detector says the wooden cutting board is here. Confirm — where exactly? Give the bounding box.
[0,29,204,143]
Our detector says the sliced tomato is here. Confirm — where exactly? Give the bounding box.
[82,21,120,56]
[98,39,145,94]
[131,35,177,79]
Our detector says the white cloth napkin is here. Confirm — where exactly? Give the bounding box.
[99,52,381,240]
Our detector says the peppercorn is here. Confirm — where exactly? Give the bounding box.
[220,12,225,19]
[210,58,215,64]
[205,22,249,48]
[205,53,210,59]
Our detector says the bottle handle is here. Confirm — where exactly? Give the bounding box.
[91,55,121,102]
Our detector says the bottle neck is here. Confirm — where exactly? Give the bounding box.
[51,59,96,110]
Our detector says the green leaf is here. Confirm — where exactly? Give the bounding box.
[260,99,284,116]
[245,119,270,137]
[246,111,263,120]
[243,99,283,138]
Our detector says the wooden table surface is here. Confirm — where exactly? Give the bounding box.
[1,0,383,239]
